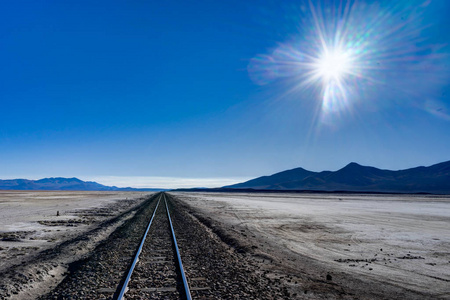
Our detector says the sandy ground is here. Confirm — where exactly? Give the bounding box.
[0,191,148,273]
[173,192,450,299]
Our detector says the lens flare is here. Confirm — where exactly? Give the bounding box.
[247,0,449,124]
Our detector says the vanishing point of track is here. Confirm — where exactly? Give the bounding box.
[38,192,280,299]
[113,193,192,300]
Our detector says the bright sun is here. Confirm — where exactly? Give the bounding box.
[315,48,352,83]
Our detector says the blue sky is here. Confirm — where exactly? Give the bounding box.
[1,0,449,188]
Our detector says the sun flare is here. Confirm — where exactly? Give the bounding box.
[247,0,447,121]
[315,48,352,83]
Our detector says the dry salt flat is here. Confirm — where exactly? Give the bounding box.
[0,191,148,270]
[174,192,450,298]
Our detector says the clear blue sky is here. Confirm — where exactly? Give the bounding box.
[1,0,449,188]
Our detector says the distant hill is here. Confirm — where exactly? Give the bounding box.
[0,177,165,191]
[224,161,450,194]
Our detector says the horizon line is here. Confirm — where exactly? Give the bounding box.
[0,175,253,190]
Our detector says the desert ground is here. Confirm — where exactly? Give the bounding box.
[0,191,449,299]
[0,191,149,257]
[173,192,450,299]
[0,191,150,299]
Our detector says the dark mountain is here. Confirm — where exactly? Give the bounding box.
[0,177,164,191]
[228,167,314,189]
[225,161,450,194]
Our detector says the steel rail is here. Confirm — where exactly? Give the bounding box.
[114,193,162,300]
[164,193,192,300]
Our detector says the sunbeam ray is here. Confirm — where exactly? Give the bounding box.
[248,0,450,126]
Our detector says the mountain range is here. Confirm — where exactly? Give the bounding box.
[0,177,164,191]
[225,160,450,194]
[2,161,449,193]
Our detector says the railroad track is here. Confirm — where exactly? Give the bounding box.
[113,193,191,300]
[39,192,274,299]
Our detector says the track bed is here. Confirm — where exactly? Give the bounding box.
[39,193,281,299]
